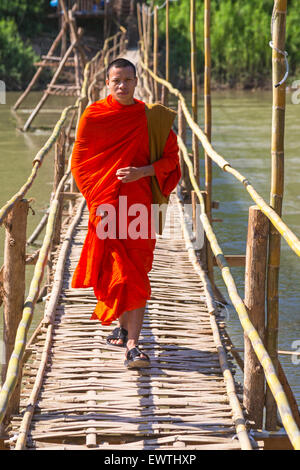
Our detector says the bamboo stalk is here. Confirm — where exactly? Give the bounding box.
[243,206,268,429]
[165,0,169,106]
[23,28,84,132]
[14,198,86,450]
[177,134,300,449]
[153,5,159,102]
[266,0,288,431]
[2,200,29,419]
[139,60,300,258]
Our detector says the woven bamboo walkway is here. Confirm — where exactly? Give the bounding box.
[8,194,249,450]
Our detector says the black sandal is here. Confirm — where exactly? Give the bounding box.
[106,327,128,348]
[124,346,150,369]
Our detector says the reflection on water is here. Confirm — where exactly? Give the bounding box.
[1,90,300,405]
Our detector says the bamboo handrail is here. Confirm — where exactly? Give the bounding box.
[139,59,300,258]
[177,134,300,450]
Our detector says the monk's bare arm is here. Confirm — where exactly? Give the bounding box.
[116,165,155,183]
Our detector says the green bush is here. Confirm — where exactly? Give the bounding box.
[0,19,38,90]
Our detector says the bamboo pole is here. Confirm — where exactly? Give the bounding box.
[204,0,212,219]
[243,206,269,429]
[190,0,199,187]
[13,24,67,111]
[68,9,82,93]
[153,5,159,102]
[203,0,214,288]
[266,0,288,431]
[14,198,86,450]
[2,199,29,419]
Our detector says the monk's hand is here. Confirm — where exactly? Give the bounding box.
[116,165,155,183]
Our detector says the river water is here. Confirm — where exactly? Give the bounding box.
[0,90,299,406]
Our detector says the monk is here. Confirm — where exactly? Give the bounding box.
[71,58,181,368]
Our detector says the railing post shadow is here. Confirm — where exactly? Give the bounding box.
[243,205,269,429]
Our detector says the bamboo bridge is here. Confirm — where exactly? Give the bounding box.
[1,0,300,451]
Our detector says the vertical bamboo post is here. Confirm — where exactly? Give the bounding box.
[265,0,287,431]
[190,0,199,187]
[153,5,159,102]
[165,0,169,106]
[2,199,29,417]
[178,100,192,195]
[178,101,186,185]
[243,206,269,429]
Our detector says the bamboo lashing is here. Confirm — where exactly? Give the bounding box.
[139,59,300,258]
[177,134,300,450]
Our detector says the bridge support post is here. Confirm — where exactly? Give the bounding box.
[243,205,269,429]
[2,199,29,418]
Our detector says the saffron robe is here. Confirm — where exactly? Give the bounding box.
[71,94,181,325]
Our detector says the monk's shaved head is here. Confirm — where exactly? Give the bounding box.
[107,58,136,79]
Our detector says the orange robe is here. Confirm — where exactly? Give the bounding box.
[71,94,181,325]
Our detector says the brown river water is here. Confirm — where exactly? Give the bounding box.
[0,89,299,406]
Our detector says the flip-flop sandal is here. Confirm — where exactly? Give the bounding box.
[124,346,150,369]
[106,327,128,348]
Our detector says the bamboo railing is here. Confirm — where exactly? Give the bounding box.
[138,1,300,450]
[0,28,127,429]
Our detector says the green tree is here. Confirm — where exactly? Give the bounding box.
[0,19,38,90]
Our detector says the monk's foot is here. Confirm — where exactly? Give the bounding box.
[124,346,150,369]
[106,327,128,348]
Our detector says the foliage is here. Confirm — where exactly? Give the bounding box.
[0,19,38,90]
[146,0,300,88]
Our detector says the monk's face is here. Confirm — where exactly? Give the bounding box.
[106,66,137,105]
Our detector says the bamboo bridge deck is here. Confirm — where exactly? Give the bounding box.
[8,194,249,450]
